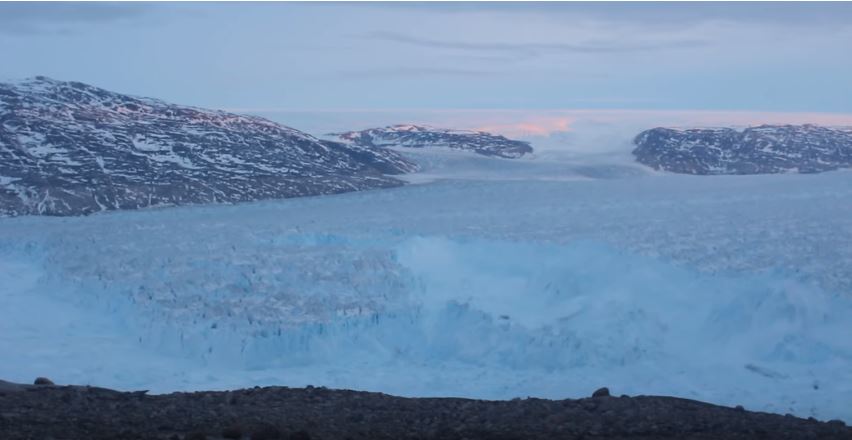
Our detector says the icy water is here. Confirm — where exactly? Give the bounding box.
[2,150,852,422]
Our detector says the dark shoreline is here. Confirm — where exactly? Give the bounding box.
[0,380,849,440]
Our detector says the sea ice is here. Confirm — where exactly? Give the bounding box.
[1,150,851,421]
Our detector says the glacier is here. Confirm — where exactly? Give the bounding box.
[1,149,852,422]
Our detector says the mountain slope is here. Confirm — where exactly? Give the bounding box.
[0,77,416,216]
[633,124,852,175]
[330,124,533,159]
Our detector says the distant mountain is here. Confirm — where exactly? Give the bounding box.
[0,77,416,216]
[633,124,852,175]
[330,124,533,159]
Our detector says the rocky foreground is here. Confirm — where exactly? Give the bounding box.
[1,381,849,440]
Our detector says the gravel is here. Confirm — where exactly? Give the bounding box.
[1,380,850,439]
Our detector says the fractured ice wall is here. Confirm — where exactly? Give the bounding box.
[2,168,852,421]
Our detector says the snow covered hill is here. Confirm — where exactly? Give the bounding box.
[0,77,416,216]
[330,124,534,159]
[633,124,852,174]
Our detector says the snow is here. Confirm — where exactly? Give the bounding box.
[393,148,648,183]
[16,133,56,156]
[130,136,199,169]
[1,151,852,422]
[131,135,170,152]
[383,124,479,135]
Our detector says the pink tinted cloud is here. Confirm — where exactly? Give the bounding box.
[459,109,852,138]
[474,116,574,137]
[242,108,852,140]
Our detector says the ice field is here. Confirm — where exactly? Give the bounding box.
[2,149,852,422]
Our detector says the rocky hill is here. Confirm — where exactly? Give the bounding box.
[330,124,533,159]
[0,77,416,216]
[633,124,852,174]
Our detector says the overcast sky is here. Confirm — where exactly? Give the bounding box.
[2,2,852,138]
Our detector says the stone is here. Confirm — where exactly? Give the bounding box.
[222,426,243,439]
[591,387,610,398]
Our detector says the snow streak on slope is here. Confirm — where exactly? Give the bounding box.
[1,153,852,422]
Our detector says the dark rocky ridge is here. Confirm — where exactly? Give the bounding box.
[633,124,852,175]
[1,381,849,440]
[330,124,533,159]
[0,77,417,217]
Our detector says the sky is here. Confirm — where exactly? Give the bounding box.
[2,2,852,141]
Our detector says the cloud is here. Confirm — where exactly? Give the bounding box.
[225,108,852,152]
[475,117,575,137]
[337,66,493,79]
[359,31,708,59]
[0,3,152,35]
[368,2,852,29]
[473,110,852,140]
